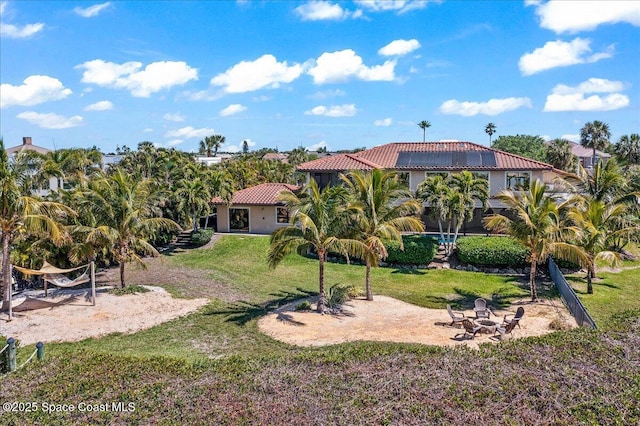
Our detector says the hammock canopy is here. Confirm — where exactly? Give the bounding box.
[13,261,87,276]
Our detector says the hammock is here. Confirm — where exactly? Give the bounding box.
[10,261,96,310]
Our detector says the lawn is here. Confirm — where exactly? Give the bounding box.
[2,235,639,424]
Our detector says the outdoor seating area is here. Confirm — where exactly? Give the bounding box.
[448,298,524,341]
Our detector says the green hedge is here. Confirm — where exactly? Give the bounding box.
[456,236,528,267]
[385,235,438,265]
[190,229,214,247]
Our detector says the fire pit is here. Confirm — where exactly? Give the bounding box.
[474,319,499,334]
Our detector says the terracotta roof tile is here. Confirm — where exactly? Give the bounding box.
[297,141,555,172]
[212,183,299,205]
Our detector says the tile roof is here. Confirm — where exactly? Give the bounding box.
[212,183,299,205]
[262,152,289,162]
[568,141,611,158]
[297,141,555,172]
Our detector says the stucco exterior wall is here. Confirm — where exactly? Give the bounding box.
[216,205,291,234]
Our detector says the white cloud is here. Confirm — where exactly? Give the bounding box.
[163,113,185,122]
[355,0,429,14]
[518,38,613,76]
[0,3,44,38]
[1,75,72,108]
[295,1,355,21]
[210,54,305,93]
[544,78,629,112]
[167,139,184,147]
[164,126,216,139]
[309,89,346,100]
[308,49,396,84]
[439,97,532,116]
[84,100,113,111]
[220,104,247,117]
[378,39,421,56]
[17,111,83,129]
[532,1,640,34]
[74,2,112,18]
[305,104,357,117]
[76,59,198,97]
[306,141,328,151]
[374,117,392,126]
[143,128,153,133]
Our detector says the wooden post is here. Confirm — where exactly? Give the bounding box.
[91,261,96,306]
[7,337,16,372]
[36,342,44,361]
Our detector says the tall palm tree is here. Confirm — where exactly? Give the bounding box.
[199,134,225,157]
[546,138,576,172]
[417,171,488,256]
[615,133,640,165]
[0,140,74,310]
[78,168,181,287]
[485,123,496,145]
[341,169,424,301]
[572,158,625,204]
[483,179,587,301]
[268,180,365,313]
[568,200,635,294]
[418,120,431,143]
[580,120,611,168]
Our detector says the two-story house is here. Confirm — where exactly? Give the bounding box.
[297,141,566,233]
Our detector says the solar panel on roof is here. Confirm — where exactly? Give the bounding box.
[396,150,497,168]
[480,152,497,166]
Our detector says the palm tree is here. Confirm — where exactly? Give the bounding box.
[341,169,424,301]
[176,176,212,231]
[417,171,489,256]
[615,133,640,165]
[199,134,225,157]
[546,138,576,172]
[418,120,431,143]
[483,179,587,301]
[0,140,74,310]
[78,168,181,287]
[485,123,496,145]
[568,199,635,294]
[580,121,611,168]
[268,180,365,313]
[572,158,625,204]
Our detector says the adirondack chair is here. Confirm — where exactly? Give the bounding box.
[456,319,482,340]
[473,298,491,319]
[447,304,466,327]
[503,307,524,329]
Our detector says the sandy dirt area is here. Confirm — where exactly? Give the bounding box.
[258,295,576,349]
[0,286,208,345]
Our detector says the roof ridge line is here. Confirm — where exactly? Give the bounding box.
[344,153,382,169]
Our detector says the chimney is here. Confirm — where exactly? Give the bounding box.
[23,137,32,146]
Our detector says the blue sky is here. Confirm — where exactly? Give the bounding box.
[1,1,639,154]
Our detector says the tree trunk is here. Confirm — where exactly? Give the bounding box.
[317,251,326,313]
[529,258,539,302]
[119,262,126,288]
[365,258,373,301]
[1,233,11,312]
[587,267,593,294]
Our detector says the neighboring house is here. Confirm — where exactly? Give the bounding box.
[297,141,566,232]
[212,183,299,234]
[4,137,59,195]
[195,154,234,166]
[568,141,611,169]
[262,152,289,163]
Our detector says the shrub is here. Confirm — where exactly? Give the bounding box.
[294,301,312,311]
[191,229,214,247]
[456,236,528,267]
[110,285,151,296]
[327,284,361,310]
[385,235,438,265]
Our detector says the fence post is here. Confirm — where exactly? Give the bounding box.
[36,342,45,361]
[7,337,17,372]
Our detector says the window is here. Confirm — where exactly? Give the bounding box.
[506,172,530,190]
[276,207,290,224]
[229,208,249,232]
[395,172,410,189]
[471,171,489,181]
